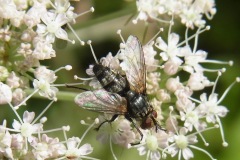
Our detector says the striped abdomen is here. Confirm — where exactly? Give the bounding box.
[93,64,129,95]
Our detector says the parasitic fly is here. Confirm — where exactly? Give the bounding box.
[75,35,162,145]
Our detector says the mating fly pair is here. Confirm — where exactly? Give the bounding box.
[75,35,162,145]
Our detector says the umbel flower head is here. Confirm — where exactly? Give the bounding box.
[0,0,94,106]
[133,0,216,29]
[75,26,238,160]
[0,96,98,159]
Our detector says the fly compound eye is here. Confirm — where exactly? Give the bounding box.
[141,117,153,129]
[152,110,158,118]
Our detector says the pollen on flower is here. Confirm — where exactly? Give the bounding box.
[95,118,99,124]
[65,65,72,70]
[90,7,95,12]
[221,68,226,73]
[87,40,92,44]
[146,135,158,151]
[229,60,234,66]
[63,125,70,131]
[80,120,86,125]
[116,29,121,34]
[222,142,228,147]
[120,43,126,49]
[206,25,211,30]
[236,77,240,82]
[20,123,34,137]
[40,117,47,123]
[175,135,188,149]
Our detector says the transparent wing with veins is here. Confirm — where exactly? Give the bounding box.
[75,89,128,114]
[120,35,146,94]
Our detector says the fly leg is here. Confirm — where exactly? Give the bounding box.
[151,116,166,132]
[95,114,118,131]
[125,114,143,146]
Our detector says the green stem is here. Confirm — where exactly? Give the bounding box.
[73,4,136,30]
[25,89,78,102]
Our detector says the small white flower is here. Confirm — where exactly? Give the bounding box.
[156,33,182,62]
[21,29,36,42]
[0,120,12,158]
[37,11,70,42]
[33,66,58,100]
[0,26,12,42]
[32,36,56,60]
[14,0,28,10]
[180,7,205,29]
[12,111,43,138]
[0,82,12,104]
[0,0,18,19]
[146,72,161,95]
[192,0,216,19]
[31,134,66,159]
[167,128,197,160]
[23,1,47,28]
[10,10,25,27]
[180,45,208,74]
[65,137,93,159]
[16,55,40,72]
[179,102,203,131]
[0,66,9,81]
[17,43,33,57]
[175,88,193,112]
[187,72,212,91]
[33,79,58,100]
[34,66,57,83]
[199,93,228,123]
[166,77,183,93]
[163,58,183,75]
[134,0,159,23]
[143,41,159,72]
[100,52,121,71]
[6,72,20,89]
[96,116,135,147]
[54,0,77,22]
[10,133,24,154]
[156,89,171,103]
[136,131,169,160]
[12,88,26,106]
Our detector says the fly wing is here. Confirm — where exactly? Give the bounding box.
[75,89,127,114]
[120,35,146,94]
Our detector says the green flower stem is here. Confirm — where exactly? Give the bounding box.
[25,89,78,102]
[73,3,136,30]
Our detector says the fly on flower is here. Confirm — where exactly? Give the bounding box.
[75,35,163,145]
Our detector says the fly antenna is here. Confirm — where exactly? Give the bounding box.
[87,40,99,64]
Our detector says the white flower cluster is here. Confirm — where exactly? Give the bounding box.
[0,0,238,160]
[134,0,216,29]
[0,0,94,105]
[0,100,96,159]
[81,26,238,160]
[0,0,98,159]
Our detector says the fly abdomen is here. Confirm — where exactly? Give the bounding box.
[93,64,128,94]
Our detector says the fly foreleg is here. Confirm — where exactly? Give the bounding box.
[95,114,118,131]
[125,114,143,146]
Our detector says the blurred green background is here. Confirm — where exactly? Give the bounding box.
[1,0,240,160]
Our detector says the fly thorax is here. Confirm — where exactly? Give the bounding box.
[126,90,136,101]
[126,91,150,118]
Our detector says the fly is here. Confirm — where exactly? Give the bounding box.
[75,36,163,145]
